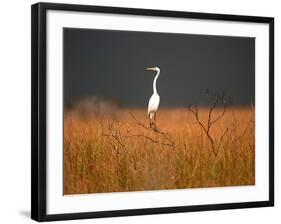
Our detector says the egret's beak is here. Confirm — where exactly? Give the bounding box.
[146,67,155,71]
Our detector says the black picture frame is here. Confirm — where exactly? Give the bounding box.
[31,2,274,222]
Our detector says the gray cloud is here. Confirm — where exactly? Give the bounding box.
[63,28,255,108]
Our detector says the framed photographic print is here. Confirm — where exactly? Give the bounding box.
[31,2,274,222]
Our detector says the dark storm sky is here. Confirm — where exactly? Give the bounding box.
[63,28,255,108]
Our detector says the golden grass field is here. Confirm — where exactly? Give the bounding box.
[64,107,255,195]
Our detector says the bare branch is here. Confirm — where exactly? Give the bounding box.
[129,112,175,149]
[209,98,227,126]
[188,106,208,135]
[207,96,219,132]
[129,112,151,131]
[218,128,229,150]
[102,123,127,150]
[128,134,174,147]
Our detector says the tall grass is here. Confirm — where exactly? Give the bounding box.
[64,108,255,195]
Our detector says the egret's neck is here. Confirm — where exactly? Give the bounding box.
[153,70,160,94]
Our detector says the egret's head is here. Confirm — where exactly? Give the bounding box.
[146,67,160,72]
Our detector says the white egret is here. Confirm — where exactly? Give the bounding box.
[146,66,160,129]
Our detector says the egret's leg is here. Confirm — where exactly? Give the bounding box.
[148,113,152,128]
[154,112,157,129]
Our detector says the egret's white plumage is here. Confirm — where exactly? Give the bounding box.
[148,94,160,118]
[146,67,160,128]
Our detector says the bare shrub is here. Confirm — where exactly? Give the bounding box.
[188,90,229,157]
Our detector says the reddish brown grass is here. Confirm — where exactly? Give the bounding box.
[64,108,255,195]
